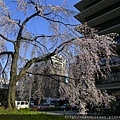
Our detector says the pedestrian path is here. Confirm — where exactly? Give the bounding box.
[40,110,78,115]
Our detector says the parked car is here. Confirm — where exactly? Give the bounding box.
[60,104,70,109]
[30,101,34,107]
[38,103,55,110]
[15,101,29,110]
[49,103,55,108]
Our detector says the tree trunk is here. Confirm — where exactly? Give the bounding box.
[7,78,17,110]
[7,47,18,110]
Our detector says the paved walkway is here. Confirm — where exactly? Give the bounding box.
[39,110,78,115]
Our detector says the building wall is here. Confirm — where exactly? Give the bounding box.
[33,55,66,99]
[74,0,120,87]
[74,0,120,111]
[74,0,120,35]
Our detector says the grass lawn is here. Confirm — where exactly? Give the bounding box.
[0,114,69,120]
[0,107,70,120]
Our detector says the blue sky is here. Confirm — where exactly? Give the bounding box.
[4,0,80,51]
[5,0,80,20]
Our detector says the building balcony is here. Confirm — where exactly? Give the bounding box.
[74,0,120,35]
[87,7,120,27]
[74,0,98,11]
[98,23,120,35]
[96,82,120,90]
[74,0,120,23]
[99,55,120,69]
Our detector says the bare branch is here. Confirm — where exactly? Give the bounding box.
[21,39,48,53]
[21,35,57,41]
[2,54,10,75]
[17,11,40,41]
[17,52,55,81]
[0,51,14,57]
[27,71,77,81]
[42,15,77,26]
[53,37,78,53]
[21,34,66,41]
[0,34,15,44]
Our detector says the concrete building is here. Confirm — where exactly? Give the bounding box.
[32,55,66,103]
[74,0,120,111]
[74,0,120,35]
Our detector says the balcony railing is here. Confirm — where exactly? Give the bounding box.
[99,55,120,68]
[85,1,120,21]
[96,81,120,90]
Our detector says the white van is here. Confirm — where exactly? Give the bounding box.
[15,101,29,110]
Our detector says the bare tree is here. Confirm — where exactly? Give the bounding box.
[0,0,77,110]
[0,0,118,113]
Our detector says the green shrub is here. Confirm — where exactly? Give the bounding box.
[0,107,40,115]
